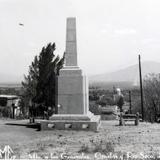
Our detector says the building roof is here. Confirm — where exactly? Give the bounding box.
[0,95,19,100]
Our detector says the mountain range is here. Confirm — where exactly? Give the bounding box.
[0,61,160,89]
[89,61,160,87]
[0,73,23,84]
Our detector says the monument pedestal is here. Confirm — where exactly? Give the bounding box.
[40,66,101,131]
[40,114,101,132]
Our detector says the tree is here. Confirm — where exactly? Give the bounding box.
[36,43,64,107]
[21,55,39,115]
[22,43,64,116]
[143,73,160,122]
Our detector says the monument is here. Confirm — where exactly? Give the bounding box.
[40,17,100,131]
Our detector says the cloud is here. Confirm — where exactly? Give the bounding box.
[114,28,137,35]
[100,26,137,37]
[100,29,109,34]
[100,24,113,34]
[141,38,160,45]
[28,41,38,48]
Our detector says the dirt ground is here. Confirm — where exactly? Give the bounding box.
[0,119,160,159]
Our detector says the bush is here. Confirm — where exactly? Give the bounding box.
[79,138,114,154]
[89,101,100,115]
[143,73,160,122]
[92,140,114,154]
[0,106,12,118]
[78,144,89,153]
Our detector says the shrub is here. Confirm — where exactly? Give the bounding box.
[79,138,115,155]
[92,140,114,154]
[78,144,89,153]
[0,106,12,118]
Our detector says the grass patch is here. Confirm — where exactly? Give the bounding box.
[79,138,114,154]
[78,144,90,153]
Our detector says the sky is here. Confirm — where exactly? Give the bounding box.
[0,0,160,80]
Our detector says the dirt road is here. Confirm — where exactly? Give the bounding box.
[0,119,160,159]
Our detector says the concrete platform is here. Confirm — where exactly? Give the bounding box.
[50,114,91,121]
[39,115,101,132]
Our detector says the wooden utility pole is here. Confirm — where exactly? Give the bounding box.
[138,54,144,121]
[129,91,132,114]
[55,76,58,114]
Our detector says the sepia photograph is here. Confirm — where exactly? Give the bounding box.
[0,0,160,159]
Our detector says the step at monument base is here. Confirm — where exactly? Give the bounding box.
[50,114,91,121]
[39,115,101,132]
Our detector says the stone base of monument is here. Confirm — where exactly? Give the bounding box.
[39,114,101,132]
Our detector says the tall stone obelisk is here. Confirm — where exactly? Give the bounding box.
[58,17,89,114]
[65,17,77,66]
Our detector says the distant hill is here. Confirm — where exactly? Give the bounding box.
[89,61,160,88]
[0,73,23,84]
[0,83,22,88]
[1,61,160,89]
